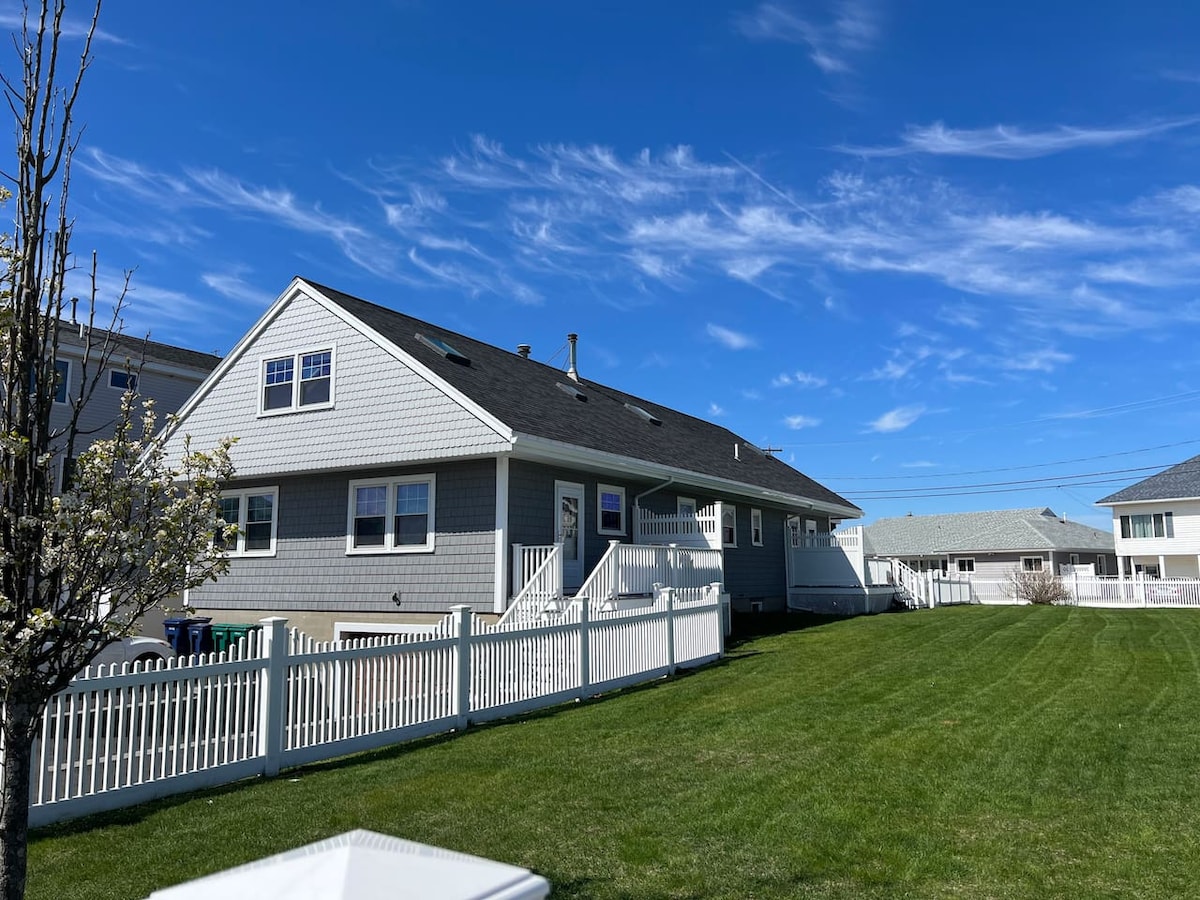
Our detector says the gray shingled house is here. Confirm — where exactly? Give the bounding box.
[160,277,862,636]
[862,507,1116,578]
[1098,454,1200,578]
[51,321,220,489]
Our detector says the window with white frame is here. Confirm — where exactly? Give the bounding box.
[1119,512,1174,539]
[108,369,138,392]
[261,348,334,413]
[347,474,435,553]
[956,558,975,573]
[597,484,625,535]
[677,497,696,518]
[1021,556,1044,572]
[214,487,278,556]
[751,509,763,546]
[1098,555,1108,575]
[722,507,737,547]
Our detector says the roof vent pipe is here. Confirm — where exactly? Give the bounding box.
[566,333,579,381]
[734,443,740,461]
[517,343,531,359]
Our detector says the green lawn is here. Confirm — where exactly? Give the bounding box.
[30,606,1200,899]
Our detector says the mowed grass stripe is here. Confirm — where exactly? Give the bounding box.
[29,607,1200,900]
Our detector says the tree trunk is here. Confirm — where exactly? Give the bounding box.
[0,698,41,900]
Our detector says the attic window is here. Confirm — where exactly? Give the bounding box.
[623,402,661,425]
[416,333,469,365]
[556,382,587,402]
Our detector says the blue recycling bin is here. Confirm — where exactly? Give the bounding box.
[187,621,215,655]
[163,617,210,654]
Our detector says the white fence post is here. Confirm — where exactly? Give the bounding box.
[579,597,591,696]
[257,616,289,777]
[713,582,728,654]
[451,605,473,730]
[665,586,676,676]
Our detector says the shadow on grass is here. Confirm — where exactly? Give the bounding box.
[725,610,848,649]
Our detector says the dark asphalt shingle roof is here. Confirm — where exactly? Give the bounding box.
[58,322,221,372]
[1097,454,1200,504]
[308,279,860,515]
[863,507,1114,556]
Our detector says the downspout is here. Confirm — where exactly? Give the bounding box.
[633,477,675,544]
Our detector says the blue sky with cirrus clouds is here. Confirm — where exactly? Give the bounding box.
[19,0,1200,526]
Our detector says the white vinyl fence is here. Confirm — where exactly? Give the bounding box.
[20,584,724,827]
[920,573,1200,609]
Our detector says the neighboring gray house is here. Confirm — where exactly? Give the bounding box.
[863,507,1117,578]
[160,277,862,636]
[1098,454,1200,578]
[50,321,220,487]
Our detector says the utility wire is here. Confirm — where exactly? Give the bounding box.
[844,462,1199,498]
[819,438,1200,482]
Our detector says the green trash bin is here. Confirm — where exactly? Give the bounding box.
[211,623,261,653]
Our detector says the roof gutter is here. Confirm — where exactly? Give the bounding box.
[511,432,862,519]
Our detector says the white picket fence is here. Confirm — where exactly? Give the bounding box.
[920,574,1200,608]
[22,584,724,826]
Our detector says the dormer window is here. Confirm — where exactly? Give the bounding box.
[261,348,334,414]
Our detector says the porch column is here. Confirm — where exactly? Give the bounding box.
[1159,554,1167,578]
[493,455,510,614]
[1117,554,1126,579]
[1048,551,1056,576]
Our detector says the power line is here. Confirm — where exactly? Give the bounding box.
[818,438,1200,482]
[844,461,1192,499]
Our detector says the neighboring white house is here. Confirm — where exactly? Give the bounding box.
[1098,455,1200,578]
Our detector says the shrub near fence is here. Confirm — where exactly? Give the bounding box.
[19,583,725,827]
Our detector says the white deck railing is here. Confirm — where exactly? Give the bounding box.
[633,504,721,549]
[575,540,724,605]
[790,530,860,550]
[20,587,725,827]
[499,544,564,626]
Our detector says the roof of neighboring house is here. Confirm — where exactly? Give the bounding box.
[1097,454,1200,504]
[863,507,1114,557]
[307,279,861,516]
[57,322,221,372]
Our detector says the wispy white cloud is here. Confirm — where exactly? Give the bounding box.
[784,414,821,429]
[772,370,827,388]
[709,402,727,417]
[735,1,880,75]
[998,346,1073,373]
[841,117,1200,159]
[201,272,276,308]
[901,460,939,468]
[0,10,128,44]
[706,322,757,350]
[868,404,926,433]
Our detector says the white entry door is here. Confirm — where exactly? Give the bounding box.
[555,481,585,590]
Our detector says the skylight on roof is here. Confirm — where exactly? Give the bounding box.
[415,333,470,364]
[623,402,661,425]
[556,382,587,402]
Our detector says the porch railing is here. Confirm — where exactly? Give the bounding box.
[633,504,721,549]
[577,541,725,606]
[498,544,563,626]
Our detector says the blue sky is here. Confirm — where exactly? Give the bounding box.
[13,0,1200,528]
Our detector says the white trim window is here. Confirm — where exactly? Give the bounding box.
[1119,513,1174,539]
[260,347,334,414]
[751,508,763,546]
[722,506,737,548]
[597,484,625,535]
[956,558,975,574]
[347,474,436,553]
[215,487,278,557]
[677,497,696,518]
[1021,556,1044,572]
[108,369,138,392]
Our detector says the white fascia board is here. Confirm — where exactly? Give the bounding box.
[1100,497,1200,507]
[155,277,306,446]
[512,433,862,519]
[302,282,514,444]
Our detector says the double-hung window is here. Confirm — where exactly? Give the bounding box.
[722,507,737,548]
[214,487,278,556]
[956,558,975,573]
[1021,556,1044,572]
[261,348,334,413]
[348,474,436,553]
[751,509,763,546]
[109,370,138,392]
[1119,512,1174,539]
[597,484,625,535]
